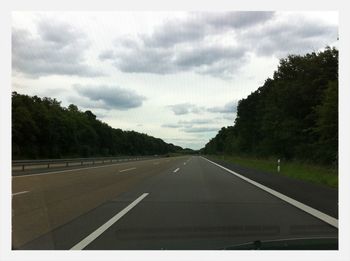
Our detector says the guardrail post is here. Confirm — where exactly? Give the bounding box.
[66,162,68,167]
[81,161,83,166]
[47,163,50,169]
[22,165,24,171]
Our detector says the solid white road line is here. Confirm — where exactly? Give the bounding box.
[12,191,29,196]
[119,167,136,173]
[173,168,180,173]
[200,156,338,228]
[71,193,149,250]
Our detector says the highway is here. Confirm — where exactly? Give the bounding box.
[12,156,338,250]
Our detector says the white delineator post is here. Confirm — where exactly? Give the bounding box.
[277,159,281,173]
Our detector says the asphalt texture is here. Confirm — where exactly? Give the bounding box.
[206,156,338,218]
[13,156,338,250]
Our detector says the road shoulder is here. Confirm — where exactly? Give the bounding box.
[204,156,338,218]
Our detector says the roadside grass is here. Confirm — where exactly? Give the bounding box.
[209,155,338,188]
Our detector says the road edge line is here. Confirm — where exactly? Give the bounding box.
[71,192,149,250]
[200,156,338,228]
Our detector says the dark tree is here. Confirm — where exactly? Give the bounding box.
[203,47,338,165]
[12,92,185,159]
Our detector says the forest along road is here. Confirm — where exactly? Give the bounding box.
[12,156,338,250]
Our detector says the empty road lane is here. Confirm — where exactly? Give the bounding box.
[13,156,337,250]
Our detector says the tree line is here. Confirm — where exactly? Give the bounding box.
[12,92,184,159]
[202,47,338,166]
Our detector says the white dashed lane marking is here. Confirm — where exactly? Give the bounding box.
[12,191,29,196]
[71,193,149,250]
[119,167,136,173]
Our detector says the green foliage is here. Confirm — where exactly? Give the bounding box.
[12,92,184,159]
[313,81,338,165]
[203,47,338,166]
[210,155,338,188]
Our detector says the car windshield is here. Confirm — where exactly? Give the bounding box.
[10,11,338,254]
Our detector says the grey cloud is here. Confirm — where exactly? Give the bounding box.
[205,11,275,30]
[182,127,219,133]
[99,50,115,60]
[167,100,237,117]
[195,57,248,79]
[67,95,106,110]
[161,123,180,128]
[207,100,237,113]
[168,103,204,115]
[33,87,66,98]
[175,46,246,68]
[162,118,214,130]
[108,44,247,78]
[113,48,176,74]
[168,103,192,115]
[38,20,85,45]
[94,111,108,119]
[222,114,236,121]
[74,84,146,110]
[12,20,104,78]
[178,118,214,125]
[242,16,338,57]
[142,17,205,48]
[99,11,274,78]
[165,137,207,142]
[113,35,142,49]
[100,12,336,79]
[143,11,275,48]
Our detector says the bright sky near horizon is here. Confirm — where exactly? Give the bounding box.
[11,11,338,150]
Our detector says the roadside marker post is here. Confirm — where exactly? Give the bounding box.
[277,159,280,173]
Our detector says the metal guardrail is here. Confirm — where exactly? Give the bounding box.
[12,155,162,171]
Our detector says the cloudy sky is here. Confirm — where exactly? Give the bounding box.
[11,11,338,150]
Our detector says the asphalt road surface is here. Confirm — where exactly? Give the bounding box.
[12,156,338,250]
